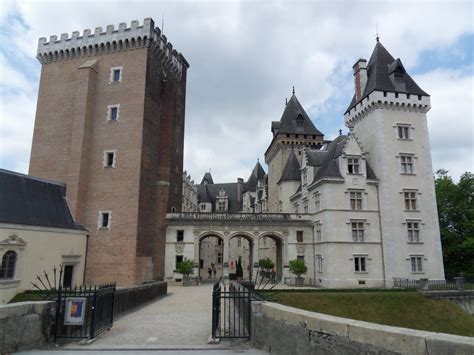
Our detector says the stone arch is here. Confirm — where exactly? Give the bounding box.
[198,231,225,281]
[257,232,284,281]
[228,232,255,280]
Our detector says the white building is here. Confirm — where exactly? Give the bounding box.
[166,40,445,287]
[0,170,88,303]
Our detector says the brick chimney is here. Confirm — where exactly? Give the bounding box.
[237,177,244,203]
[353,59,367,101]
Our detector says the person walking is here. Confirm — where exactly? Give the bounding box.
[271,266,277,284]
[208,267,212,278]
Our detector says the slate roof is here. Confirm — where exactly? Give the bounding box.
[196,183,242,213]
[200,172,214,185]
[346,41,429,113]
[244,161,266,193]
[278,149,301,183]
[305,135,377,183]
[0,169,85,230]
[273,95,323,136]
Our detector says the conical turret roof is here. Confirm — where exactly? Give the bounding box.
[244,161,266,192]
[276,95,323,136]
[278,149,301,183]
[200,172,214,185]
[346,41,429,113]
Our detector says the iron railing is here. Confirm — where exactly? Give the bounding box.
[211,282,252,340]
[54,283,116,341]
[167,212,308,222]
[393,275,473,291]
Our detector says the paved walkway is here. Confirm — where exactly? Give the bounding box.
[56,283,266,353]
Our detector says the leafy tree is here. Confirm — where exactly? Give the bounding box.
[176,258,195,279]
[259,257,274,270]
[435,170,474,275]
[236,257,243,278]
[289,259,308,278]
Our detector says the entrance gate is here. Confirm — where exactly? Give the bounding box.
[211,282,252,340]
[54,283,116,340]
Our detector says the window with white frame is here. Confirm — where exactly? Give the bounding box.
[410,256,423,273]
[400,154,414,174]
[0,250,17,279]
[107,104,120,121]
[316,255,323,272]
[98,211,111,229]
[397,124,411,140]
[349,191,363,210]
[314,192,320,211]
[315,222,322,241]
[351,221,365,242]
[404,190,418,210]
[407,221,420,242]
[103,150,116,168]
[347,158,360,174]
[354,256,367,272]
[296,231,304,243]
[110,67,123,83]
[218,201,226,212]
[177,230,184,242]
[200,204,206,211]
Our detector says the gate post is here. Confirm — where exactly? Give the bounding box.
[211,282,220,339]
[89,287,98,339]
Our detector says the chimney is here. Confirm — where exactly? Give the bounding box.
[237,177,244,203]
[353,59,367,101]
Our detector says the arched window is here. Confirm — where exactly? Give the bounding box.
[0,251,17,279]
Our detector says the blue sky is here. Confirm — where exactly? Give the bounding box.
[0,0,473,182]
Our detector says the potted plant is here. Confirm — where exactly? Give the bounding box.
[176,257,195,286]
[236,257,243,281]
[289,259,307,287]
[259,257,274,278]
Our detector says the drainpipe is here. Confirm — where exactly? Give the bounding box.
[312,224,316,284]
[83,234,89,285]
[375,184,387,288]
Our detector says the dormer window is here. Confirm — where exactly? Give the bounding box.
[347,158,360,174]
[296,114,304,127]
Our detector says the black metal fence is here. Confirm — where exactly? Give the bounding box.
[54,283,115,341]
[211,282,252,340]
[114,281,167,317]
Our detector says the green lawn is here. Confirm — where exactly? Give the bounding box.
[265,291,474,337]
[8,290,52,303]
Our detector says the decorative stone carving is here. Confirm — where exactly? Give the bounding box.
[175,242,184,254]
[296,243,305,255]
[0,234,27,251]
[282,230,289,237]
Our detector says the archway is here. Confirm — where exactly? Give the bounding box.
[228,234,254,280]
[198,234,224,281]
[258,234,283,282]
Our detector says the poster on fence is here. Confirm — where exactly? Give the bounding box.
[64,297,87,325]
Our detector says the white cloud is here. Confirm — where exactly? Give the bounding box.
[0,0,472,183]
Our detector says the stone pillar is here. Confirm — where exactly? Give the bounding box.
[252,241,259,281]
[222,236,229,284]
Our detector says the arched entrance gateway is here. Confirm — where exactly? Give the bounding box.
[228,233,254,280]
[198,234,223,281]
[258,233,283,282]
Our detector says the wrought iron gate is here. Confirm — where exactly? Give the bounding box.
[211,282,252,340]
[54,283,116,340]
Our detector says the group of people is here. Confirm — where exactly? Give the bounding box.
[207,263,217,278]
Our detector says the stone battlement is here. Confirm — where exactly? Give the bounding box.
[37,18,188,79]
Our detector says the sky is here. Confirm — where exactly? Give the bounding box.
[0,0,473,184]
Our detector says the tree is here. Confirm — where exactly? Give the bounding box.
[236,257,243,278]
[435,170,474,275]
[289,259,308,278]
[258,257,274,270]
[176,258,194,280]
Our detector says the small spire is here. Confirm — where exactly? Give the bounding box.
[292,86,295,95]
[375,20,380,42]
[339,129,342,136]
[285,98,288,105]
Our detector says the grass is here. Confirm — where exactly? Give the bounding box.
[8,290,53,303]
[265,291,474,337]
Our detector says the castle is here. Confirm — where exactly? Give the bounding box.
[27,18,444,288]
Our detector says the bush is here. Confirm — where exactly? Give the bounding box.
[176,258,194,279]
[289,259,307,278]
[259,257,274,270]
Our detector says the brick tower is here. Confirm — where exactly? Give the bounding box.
[29,18,189,286]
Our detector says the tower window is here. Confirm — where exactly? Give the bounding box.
[107,105,120,121]
[400,154,414,174]
[404,191,418,211]
[103,150,116,168]
[98,211,111,229]
[351,221,365,242]
[110,67,123,83]
[407,221,420,242]
[349,191,363,210]
[397,124,411,140]
[410,256,423,273]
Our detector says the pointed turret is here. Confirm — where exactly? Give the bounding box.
[346,41,429,113]
[200,172,214,185]
[278,149,301,183]
[245,161,266,193]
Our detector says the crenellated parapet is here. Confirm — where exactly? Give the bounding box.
[36,18,189,80]
[344,91,431,128]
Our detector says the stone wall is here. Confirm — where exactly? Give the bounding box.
[0,301,55,353]
[251,302,474,354]
[423,290,474,315]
